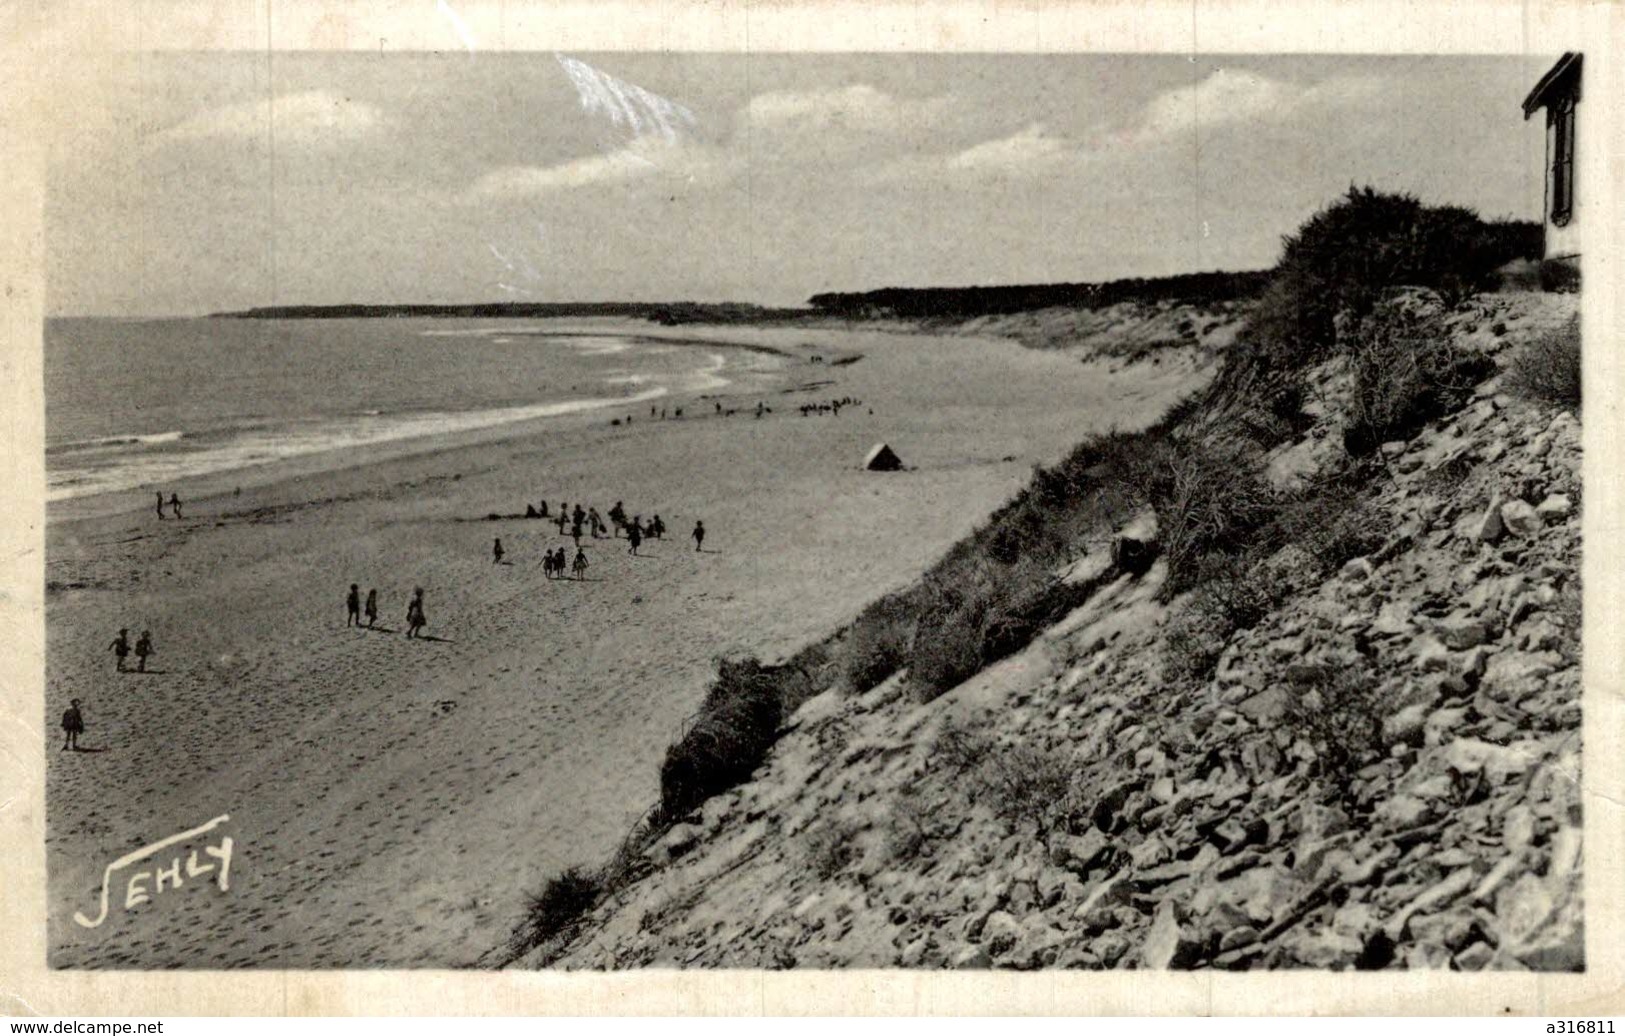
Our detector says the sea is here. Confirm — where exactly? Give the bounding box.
[44,317,742,503]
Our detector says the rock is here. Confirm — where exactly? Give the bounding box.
[1372,600,1416,637]
[1501,804,1537,852]
[1536,494,1572,521]
[1380,441,1408,459]
[1500,500,1542,538]
[1387,868,1477,940]
[1057,829,1110,875]
[978,910,1024,956]
[1473,500,1505,543]
[1382,704,1430,749]
[1286,927,1363,968]
[1548,825,1582,880]
[950,945,992,969]
[1141,900,1202,969]
[898,935,930,967]
[1129,836,1172,870]
[1409,635,1451,672]
[1409,908,1479,952]
[1495,872,1555,946]
[1454,941,1494,971]
[1433,615,1491,650]
[1094,931,1130,967]
[1374,793,1433,829]
[1480,651,1557,703]
[1423,706,1469,746]
[1342,557,1375,582]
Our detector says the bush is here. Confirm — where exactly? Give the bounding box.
[515,867,603,952]
[1243,187,1540,367]
[843,593,916,692]
[1145,436,1279,596]
[911,591,990,702]
[1161,555,1290,686]
[1341,303,1495,455]
[934,719,1082,843]
[1283,667,1391,810]
[658,656,785,821]
[1506,314,1581,411]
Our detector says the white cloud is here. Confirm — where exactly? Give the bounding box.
[152,90,386,146]
[740,84,949,136]
[464,138,729,201]
[948,123,1070,173]
[1128,69,1383,147]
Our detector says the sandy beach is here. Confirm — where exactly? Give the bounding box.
[45,318,1210,967]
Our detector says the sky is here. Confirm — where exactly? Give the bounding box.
[44,52,1557,316]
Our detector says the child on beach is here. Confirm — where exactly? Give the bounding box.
[572,548,589,580]
[62,699,84,751]
[109,628,130,672]
[627,521,642,556]
[693,520,705,552]
[405,588,427,638]
[169,493,183,519]
[364,589,378,627]
[493,538,505,564]
[134,630,154,673]
[156,493,166,520]
[347,584,361,626]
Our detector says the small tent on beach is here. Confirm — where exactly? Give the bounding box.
[863,443,904,471]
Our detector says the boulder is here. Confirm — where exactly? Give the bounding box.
[1473,499,1506,543]
[1141,900,1203,969]
[1382,704,1430,749]
[1433,615,1491,650]
[977,910,1024,956]
[1500,500,1543,538]
[1536,494,1572,521]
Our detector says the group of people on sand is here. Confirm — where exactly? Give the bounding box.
[498,499,708,574]
[540,545,590,580]
[154,491,184,519]
[107,627,156,673]
[345,583,428,638]
[799,396,862,417]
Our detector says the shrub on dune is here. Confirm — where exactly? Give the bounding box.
[658,656,784,822]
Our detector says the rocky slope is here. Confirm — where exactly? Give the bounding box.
[530,291,1581,971]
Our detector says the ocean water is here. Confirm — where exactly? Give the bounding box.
[44,317,737,502]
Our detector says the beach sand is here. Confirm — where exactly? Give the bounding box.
[44,319,1210,967]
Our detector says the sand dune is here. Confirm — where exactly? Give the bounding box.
[45,319,1211,967]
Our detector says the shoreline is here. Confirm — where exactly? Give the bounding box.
[45,324,800,526]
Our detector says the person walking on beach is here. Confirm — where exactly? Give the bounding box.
[627,521,642,556]
[347,584,361,626]
[589,508,605,538]
[692,520,706,552]
[155,492,166,520]
[364,588,378,628]
[493,538,505,565]
[405,588,426,638]
[608,501,626,536]
[109,628,131,672]
[572,548,589,580]
[134,630,154,673]
[169,493,183,519]
[651,515,665,540]
[62,699,84,751]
